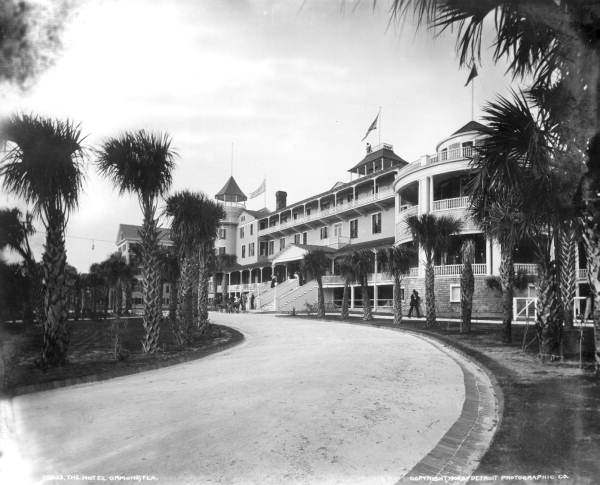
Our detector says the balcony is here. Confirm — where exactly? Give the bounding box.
[322,268,419,286]
[395,205,418,243]
[259,189,394,236]
[434,264,487,277]
[514,263,537,275]
[432,196,469,212]
[427,146,474,165]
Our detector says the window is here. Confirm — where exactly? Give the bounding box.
[268,240,274,255]
[250,224,254,235]
[303,232,307,245]
[333,223,342,238]
[372,213,382,234]
[280,238,286,251]
[241,245,246,258]
[218,227,226,239]
[294,234,301,245]
[449,284,461,302]
[350,219,358,239]
[260,241,268,256]
[249,243,255,257]
[240,227,245,239]
[218,247,226,255]
[320,226,328,240]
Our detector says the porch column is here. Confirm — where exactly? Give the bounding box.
[350,285,355,309]
[373,251,378,310]
[330,258,335,275]
[418,246,426,278]
[491,240,502,275]
[395,191,401,225]
[486,237,493,275]
[429,176,434,212]
[373,178,376,195]
[373,284,378,311]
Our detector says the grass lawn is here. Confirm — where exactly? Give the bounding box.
[285,313,600,483]
[0,318,242,395]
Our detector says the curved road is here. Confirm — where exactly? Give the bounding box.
[9,314,474,484]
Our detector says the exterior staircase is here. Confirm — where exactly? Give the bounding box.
[276,280,319,313]
[254,278,298,311]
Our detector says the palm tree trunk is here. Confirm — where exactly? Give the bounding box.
[536,259,562,359]
[40,224,69,366]
[499,245,515,343]
[316,277,325,319]
[140,214,162,353]
[393,275,402,325]
[362,279,372,321]
[425,260,436,327]
[175,256,193,346]
[460,262,474,333]
[341,281,349,320]
[197,248,210,335]
[558,223,577,328]
[583,223,600,371]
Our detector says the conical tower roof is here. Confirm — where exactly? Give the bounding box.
[215,176,247,202]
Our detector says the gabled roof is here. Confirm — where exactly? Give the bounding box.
[349,145,408,173]
[215,176,247,202]
[116,224,172,244]
[451,121,489,137]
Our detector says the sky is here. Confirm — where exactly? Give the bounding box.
[1,0,522,272]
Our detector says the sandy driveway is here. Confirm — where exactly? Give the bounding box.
[8,314,467,484]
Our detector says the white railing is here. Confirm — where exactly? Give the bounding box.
[578,268,588,280]
[258,189,394,234]
[434,263,487,276]
[513,297,538,320]
[514,263,538,275]
[432,196,469,212]
[427,146,474,165]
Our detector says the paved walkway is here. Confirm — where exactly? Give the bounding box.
[6,314,498,484]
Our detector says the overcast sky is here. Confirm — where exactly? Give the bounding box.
[1,0,522,272]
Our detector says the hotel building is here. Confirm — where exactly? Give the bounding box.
[210,121,590,317]
[116,121,591,318]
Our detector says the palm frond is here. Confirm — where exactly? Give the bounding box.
[301,250,330,279]
[96,129,177,207]
[0,113,86,220]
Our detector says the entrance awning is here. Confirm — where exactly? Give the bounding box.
[271,244,335,266]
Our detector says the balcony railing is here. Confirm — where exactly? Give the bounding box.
[578,268,588,280]
[514,263,538,275]
[434,264,487,276]
[427,146,474,165]
[432,196,469,212]
[259,189,394,234]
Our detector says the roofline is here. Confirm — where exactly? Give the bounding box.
[257,165,400,221]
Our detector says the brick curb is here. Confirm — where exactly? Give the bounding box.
[2,325,244,397]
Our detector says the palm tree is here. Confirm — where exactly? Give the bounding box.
[377,244,416,325]
[347,249,375,321]
[336,256,356,320]
[0,207,38,323]
[96,130,176,353]
[301,249,330,319]
[165,190,224,336]
[194,197,225,333]
[0,114,85,366]
[407,214,462,327]
[460,239,476,334]
[210,253,237,306]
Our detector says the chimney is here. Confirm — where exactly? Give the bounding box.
[275,191,287,211]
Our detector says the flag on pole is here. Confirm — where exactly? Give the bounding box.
[249,178,266,199]
[361,112,379,141]
[465,63,478,86]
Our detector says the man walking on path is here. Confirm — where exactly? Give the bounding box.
[408,290,421,318]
